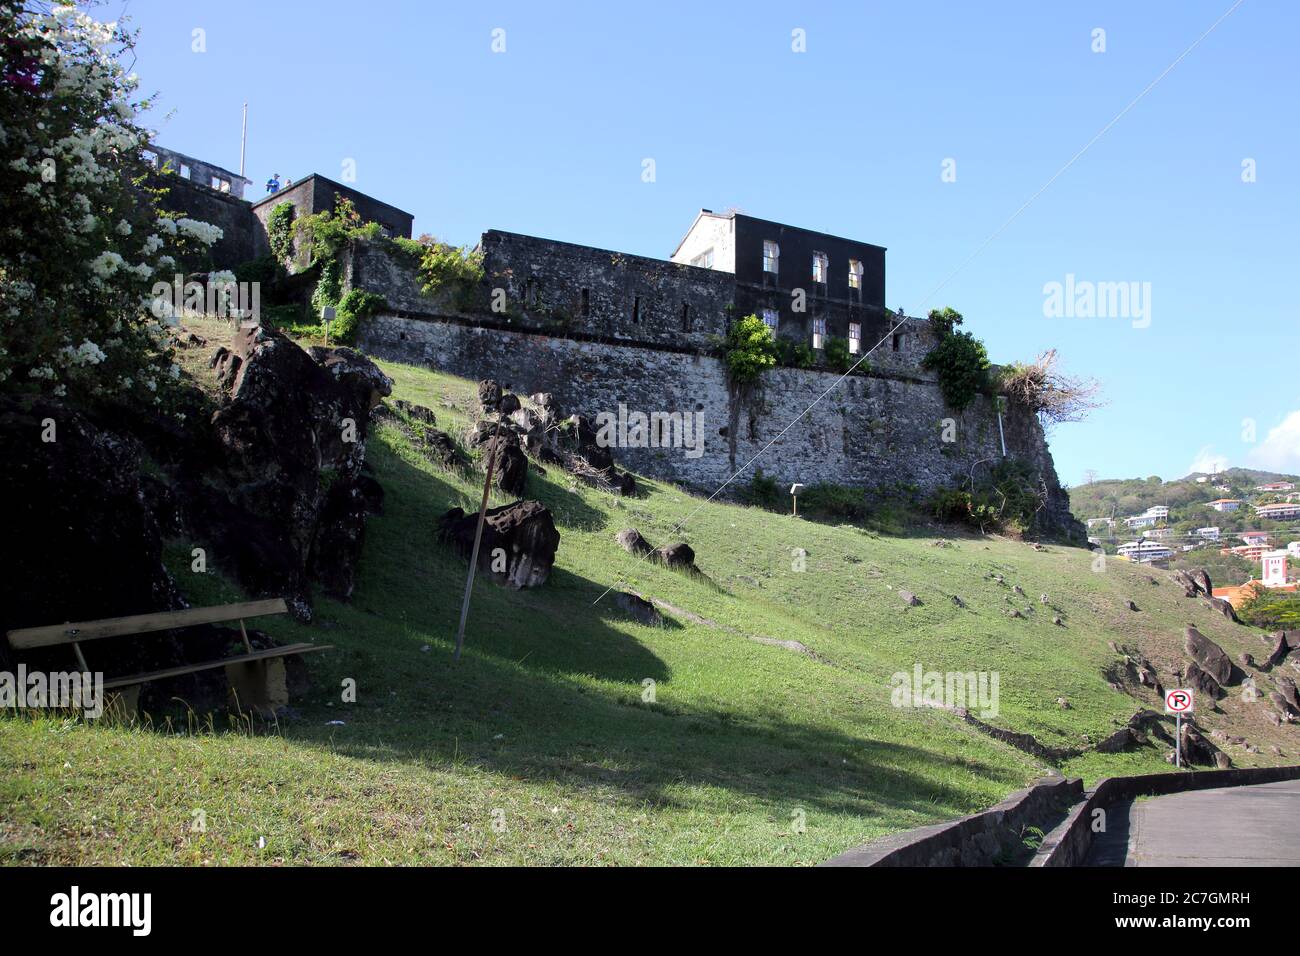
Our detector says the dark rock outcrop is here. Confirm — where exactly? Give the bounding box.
[438,500,560,589]
[615,592,662,627]
[615,528,654,556]
[1184,626,1233,686]
[653,542,697,571]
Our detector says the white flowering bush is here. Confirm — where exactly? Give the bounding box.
[0,2,222,401]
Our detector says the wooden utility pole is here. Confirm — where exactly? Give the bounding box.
[453,416,503,661]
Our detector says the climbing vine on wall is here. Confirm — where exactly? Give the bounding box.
[267,201,296,264]
[920,307,990,412]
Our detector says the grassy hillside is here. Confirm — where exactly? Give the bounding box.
[2,318,1296,866]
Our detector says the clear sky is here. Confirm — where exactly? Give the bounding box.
[122,0,1299,487]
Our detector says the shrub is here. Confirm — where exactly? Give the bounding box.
[741,468,783,509]
[418,240,485,308]
[1238,587,1300,630]
[922,327,990,411]
[0,5,225,404]
[723,314,779,385]
[799,483,869,520]
[995,349,1104,425]
[823,336,853,373]
[331,290,386,346]
[776,338,815,370]
[927,459,1046,535]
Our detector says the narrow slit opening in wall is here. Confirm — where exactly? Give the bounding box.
[892,333,901,352]
[632,295,641,324]
[680,303,691,332]
[581,288,590,316]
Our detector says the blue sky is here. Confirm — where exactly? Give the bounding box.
[123,0,1299,487]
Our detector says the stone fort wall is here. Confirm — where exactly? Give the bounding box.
[347,241,1076,533]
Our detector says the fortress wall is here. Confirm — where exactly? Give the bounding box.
[358,312,1072,530]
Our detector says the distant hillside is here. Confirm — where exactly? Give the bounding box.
[1069,468,1300,522]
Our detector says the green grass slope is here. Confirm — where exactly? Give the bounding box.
[2,323,1295,865]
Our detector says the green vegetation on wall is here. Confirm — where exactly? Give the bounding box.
[722,314,780,385]
[920,307,990,412]
[268,201,296,264]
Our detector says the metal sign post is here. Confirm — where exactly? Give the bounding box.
[1164,688,1194,768]
[322,305,336,346]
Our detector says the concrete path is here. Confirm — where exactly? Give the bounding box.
[1087,779,1300,866]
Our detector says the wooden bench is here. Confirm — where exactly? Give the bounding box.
[5,598,331,718]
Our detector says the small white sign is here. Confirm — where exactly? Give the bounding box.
[1165,688,1194,714]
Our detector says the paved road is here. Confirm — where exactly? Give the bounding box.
[1087,779,1300,866]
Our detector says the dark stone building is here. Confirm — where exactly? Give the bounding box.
[250,174,415,261]
[670,210,898,357]
[147,145,258,266]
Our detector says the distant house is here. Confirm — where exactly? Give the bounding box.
[1223,544,1270,562]
[1288,541,1300,558]
[1086,517,1115,529]
[1197,526,1221,540]
[1255,502,1300,521]
[1206,498,1242,512]
[1255,481,1296,492]
[1242,531,1271,546]
[1123,506,1167,529]
[1117,540,1173,563]
[1145,527,1174,539]
[1214,550,1299,608]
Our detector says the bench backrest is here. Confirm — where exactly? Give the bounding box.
[5,598,288,650]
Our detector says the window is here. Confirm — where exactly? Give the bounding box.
[891,333,902,352]
[525,278,537,306]
[761,308,779,331]
[581,288,590,316]
[812,252,828,284]
[632,295,641,323]
[763,240,779,274]
[848,322,861,354]
[141,150,158,167]
[211,175,230,192]
[680,303,692,332]
[812,316,827,349]
[179,163,191,179]
[691,248,714,269]
[848,259,863,300]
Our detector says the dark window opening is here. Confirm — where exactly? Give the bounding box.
[891,333,902,352]
[680,303,691,332]
[581,288,590,316]
[525,278,537,307]
[632,296,641,324]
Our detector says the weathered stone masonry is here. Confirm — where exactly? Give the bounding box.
[350,237,1077,534]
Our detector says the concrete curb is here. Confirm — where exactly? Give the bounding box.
[821,775,1082,867]
[1029,764,1300,867]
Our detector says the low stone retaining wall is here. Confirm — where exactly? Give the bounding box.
[821,775,1082,867]
[1030,763,1300,867]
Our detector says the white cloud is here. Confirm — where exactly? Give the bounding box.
[1186,445,1230,477]
[1247,409,1300,474]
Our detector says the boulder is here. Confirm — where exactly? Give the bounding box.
[1209,597,1239,623]
[483,431,528,497]
[1266,632,1291,668]
[1126,600,1139,612]
[615,528,654,556]
[898,589,921,607]
[1184,661,1224,699]
[1279,677,1300,711]
[393,399,436,426]
[498,393,521,416]
[1095,727,1136,753]
[1190,569,1213,597]
[477,379,502,413]
[203,324,393,616]
[1180,722,1225,768]
[1269,691,1299,720]
[653,542,696,570]
[438,500,560,589]
[1240,653,1256,668]
[615,592,662,627]
[1184,626,1233,686]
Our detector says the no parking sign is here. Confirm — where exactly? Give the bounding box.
[1165,688,1194,768]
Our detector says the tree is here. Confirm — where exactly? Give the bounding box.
[0,3,223,403]
[723,314,779,385]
